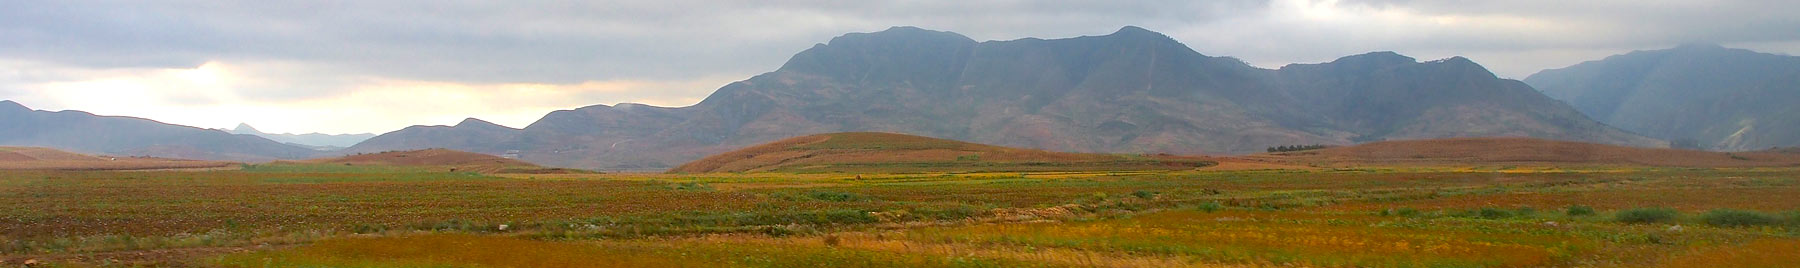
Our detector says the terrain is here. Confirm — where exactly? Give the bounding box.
[350,26,1657,170]
[1526,44,1800,151]
[0,100,320,162]
[5,160,1798,267]
[228,123,375,150]
[284,148,579,174]
[0,146,236,171]
[1250,137,1800,168]
[669,132,1214,173]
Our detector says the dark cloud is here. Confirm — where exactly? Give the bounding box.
[1,0,1796,93]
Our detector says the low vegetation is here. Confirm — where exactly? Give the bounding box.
[4,163,1800,267]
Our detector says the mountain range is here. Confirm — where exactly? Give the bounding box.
[348,26,1659,169]
[0,100,319,162]
[227,123,375,150]
[1526,44,1800,151]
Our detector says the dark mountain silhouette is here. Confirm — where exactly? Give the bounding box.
[1527,44,1800,151]
[0,100,319,162]
[350,26,1658,169]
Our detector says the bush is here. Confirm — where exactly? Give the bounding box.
[1566,205,1596,216]
[1477,207,1513,219]
[1701,209,1779,227]
[1615,207,1680,224]
[1132,190,1160,199]
[1196,202,1223,213]
[806,191,867,202]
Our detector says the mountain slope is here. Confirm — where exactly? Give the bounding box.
[351,26,1656,169]
[229,123,375,149]
[0,100,320,162]
[0,146,237,170]
[669,132,1213,173]
[345,118,521,155]
[1526,44,1800,151]
[1246,137,1800,168]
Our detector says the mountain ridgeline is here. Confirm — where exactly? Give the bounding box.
[0,100,320,162]
[1527,44,1800,151]
[350,26,1658,169]
[229,123,375,150]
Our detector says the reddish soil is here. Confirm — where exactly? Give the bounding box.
[0,147,237,171]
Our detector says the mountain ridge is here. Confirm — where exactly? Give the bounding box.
[349,26,1659,169]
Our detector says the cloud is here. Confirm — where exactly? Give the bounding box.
[1,0,1796,134]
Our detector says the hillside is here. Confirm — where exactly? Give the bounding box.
[0,100,321,162]
[1526,44,1800,151]
[295,149,575,174]
[669,132,1214,173]
[352,26,1658,170]
[1247,137,1800,168]
[0,146,237,170]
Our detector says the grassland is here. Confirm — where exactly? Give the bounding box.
[3,163,1800,267]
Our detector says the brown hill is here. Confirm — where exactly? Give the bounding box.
[298,149,576,174]
[0,146,237,170]
[669,132,1213,173]
[1248,137,1800,168]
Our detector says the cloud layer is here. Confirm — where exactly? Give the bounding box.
[3,0,1796,134]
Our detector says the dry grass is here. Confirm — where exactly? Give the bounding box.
[1249,137,1800,168]
[0,146,237,171]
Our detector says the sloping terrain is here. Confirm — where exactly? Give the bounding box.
[1526,44,1800,151]
[353,26,1657,170]
[296,149,575,174]
[0,100,320,162]
[1248,137,1800,167]
[0,146,236,170]
[669,132,1214,173]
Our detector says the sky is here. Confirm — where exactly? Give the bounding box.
[3,0,1797,135]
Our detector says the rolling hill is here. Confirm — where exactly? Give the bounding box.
[0,146,237,170]
[293,148,576,174]
[0,100,321,162]
[352,26,1658,170]
[1247,137,1800,168]
[668,132,1214,173]
[1526,44,1800,151]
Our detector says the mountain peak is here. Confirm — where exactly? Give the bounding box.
[232,123,262,134]
[1105,25,1174,42]
[1673,43,1726,51]
[455,118,498,127]
[0,100,28,113]
[835,26,975,44]
[1331,51,1418,66]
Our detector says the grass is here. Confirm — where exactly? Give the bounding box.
[4,167,1800,267]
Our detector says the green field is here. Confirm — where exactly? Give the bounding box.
[4,165,1800,267]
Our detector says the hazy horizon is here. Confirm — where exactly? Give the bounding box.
[4,0,1797,135]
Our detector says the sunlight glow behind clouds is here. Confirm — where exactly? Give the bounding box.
[6,60,736,134]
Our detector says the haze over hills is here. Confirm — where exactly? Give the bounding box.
[1526,44,1800,151]
[228,123,375,150]
[349,26,1659,170]
[0,100,320,162]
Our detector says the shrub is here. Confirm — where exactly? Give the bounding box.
[1131,190,1160,199]
[1615,207,1680,224]
[1566,205,1596,216]
[1701,209,1779,227]
[806,191,866,202]
[1477,207,1513,219]
[1196,202,1223,213]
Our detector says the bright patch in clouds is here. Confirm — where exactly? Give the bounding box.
[3,60,734,134]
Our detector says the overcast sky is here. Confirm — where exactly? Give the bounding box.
[3,0,1796,134]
